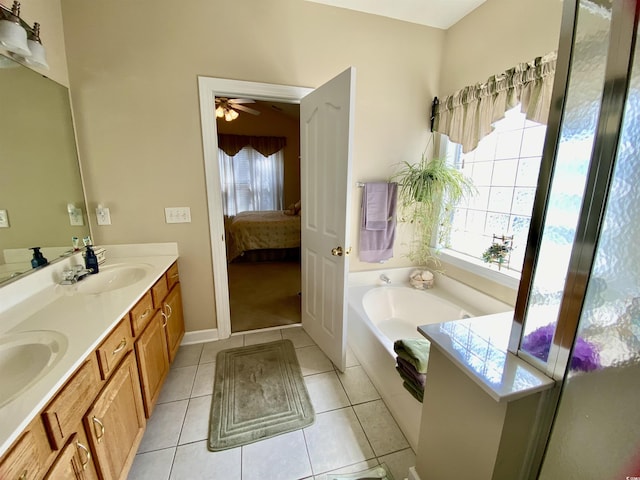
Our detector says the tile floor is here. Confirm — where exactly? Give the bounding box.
[128,326,416,480]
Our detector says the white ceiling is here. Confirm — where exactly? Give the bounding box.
[305,0,486,30]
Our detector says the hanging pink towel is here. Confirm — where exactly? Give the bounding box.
[359,182,398,263]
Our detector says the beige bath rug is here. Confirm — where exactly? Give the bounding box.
[208,339,315,451]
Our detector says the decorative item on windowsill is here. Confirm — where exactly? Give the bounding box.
[409,269,434,289]
[481,234,513,270]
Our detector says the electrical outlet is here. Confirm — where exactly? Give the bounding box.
[69,207,84,226]
[165,207,191,224]
[0,209,8,228]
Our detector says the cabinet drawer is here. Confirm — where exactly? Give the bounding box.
[151,275,168,309]
[0,417,51,480]
[130,291,154,337]
[96,318,133,381]
[42,356,102,451]
[166,262,179,291]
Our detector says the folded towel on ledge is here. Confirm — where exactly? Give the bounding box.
[393,338,431,374]
[397,357,426,388]
[398,374,424,402]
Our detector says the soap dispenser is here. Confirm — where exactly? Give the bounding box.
[85,245,99,274]
[29,247,48,268]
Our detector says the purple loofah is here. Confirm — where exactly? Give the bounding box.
[522,323,601,372]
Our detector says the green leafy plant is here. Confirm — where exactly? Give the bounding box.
[392,154,476,265]
[482,239,513,268]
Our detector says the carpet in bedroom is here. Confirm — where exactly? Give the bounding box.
[228,260,301,332]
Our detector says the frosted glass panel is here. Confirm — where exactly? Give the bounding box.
[520,1,613,363]
[539,7,640,476]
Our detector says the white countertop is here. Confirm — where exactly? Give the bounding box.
[418,312,555,402]
[0,243,178,458]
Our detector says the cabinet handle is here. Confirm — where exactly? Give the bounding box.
[112,338,127,355]
[161,311,168,328]
[164,303,173,318]
[139,308,151,320]
[18,470,28,480]
[76,440,91,469]
[92,416,105,443]
[170,273,179,279]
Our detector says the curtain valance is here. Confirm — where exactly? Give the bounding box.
[432,51,557,153]
[217,134,287,157]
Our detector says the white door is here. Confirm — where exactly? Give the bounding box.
[300,67,355,372]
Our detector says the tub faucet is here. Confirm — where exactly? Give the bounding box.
[380,273,391,284]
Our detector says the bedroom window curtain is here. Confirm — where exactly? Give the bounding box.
[218,146,284,216]
[433,51,557,153]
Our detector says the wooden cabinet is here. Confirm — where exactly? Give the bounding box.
[42,357,102,451]
[163,283,184,363]
[0,417,52,480]
[135,310,170,418]
[44,422,98,480]
[85,352,145,480]
[95,318,133,381]
[129,291,154,338]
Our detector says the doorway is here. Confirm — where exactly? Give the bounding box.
[197,77,313,340]
[216,98,302,333]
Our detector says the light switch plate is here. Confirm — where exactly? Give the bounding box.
[165,207,191,224]
[96,207,111,225]
[0,209,8,228]
[69,207,84,226]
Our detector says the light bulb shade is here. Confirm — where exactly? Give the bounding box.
[24,39,48,69]
[215,106,224,118]
[0,18,30,56]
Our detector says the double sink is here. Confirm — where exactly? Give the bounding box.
[0,263,152,410]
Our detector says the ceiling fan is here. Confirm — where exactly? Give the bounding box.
[215,97,261,121]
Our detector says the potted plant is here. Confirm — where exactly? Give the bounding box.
[392,153,476,265]
[481,235,513,269]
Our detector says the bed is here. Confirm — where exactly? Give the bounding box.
[225,210,301,262]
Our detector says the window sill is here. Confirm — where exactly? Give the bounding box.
[438,249,521,291]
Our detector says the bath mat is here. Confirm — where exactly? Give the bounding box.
[331,463,394,479]
[208,339,315,451]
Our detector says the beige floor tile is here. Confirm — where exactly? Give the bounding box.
[304,407,375,475]
[171,343,203,369]
[354,400,409,456]
[179,395,212,445]
[378,447,417,480]
[296,345,335,376]
[191,362,215,398]
[281,326,315,348]
[337,366,381,405]
[200,336,244,364]
[243,329,283,345]
[304,371,350,413]
[170,440,241,480]
[313,459,380,480]
[241,430,312,480]
[129,448,175,480]
[138,400,188,453]
[157,365,197,404]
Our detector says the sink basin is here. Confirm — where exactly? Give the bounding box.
[71,263,152,295]
[0,330,68,408]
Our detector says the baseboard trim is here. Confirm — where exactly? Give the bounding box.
[181,328,219,345]
[408,466,421,480]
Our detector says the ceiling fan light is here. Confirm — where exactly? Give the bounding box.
[229,109,239,120]
[215,106,224,118]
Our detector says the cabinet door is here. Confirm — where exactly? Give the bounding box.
[44,433,83,480]
[0,417,52,480]
[163,283,184,363]
[85,352,145,480]
[135,310,170,418]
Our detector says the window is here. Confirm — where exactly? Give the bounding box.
[218,146,284,216]
[444,105,547,275]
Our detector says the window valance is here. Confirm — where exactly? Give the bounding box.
[432,51,557,153]
[217,134,287,157]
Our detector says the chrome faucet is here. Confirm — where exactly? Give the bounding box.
[380,273,391,284]
[60,265,94,285]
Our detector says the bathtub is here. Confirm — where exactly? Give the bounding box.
[347,267,513,450]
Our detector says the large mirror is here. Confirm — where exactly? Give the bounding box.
[0,53,89,285]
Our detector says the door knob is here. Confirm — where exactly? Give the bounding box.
[331,246,352,256]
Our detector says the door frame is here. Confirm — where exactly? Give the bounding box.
[197,77,313,339]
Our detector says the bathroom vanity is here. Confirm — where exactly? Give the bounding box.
[0,243,184,480]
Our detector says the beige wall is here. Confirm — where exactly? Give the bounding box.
[439,0,563,96]
[216,104,301,207]
[60,0,444,332]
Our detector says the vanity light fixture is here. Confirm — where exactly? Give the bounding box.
[0,1,48,69]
